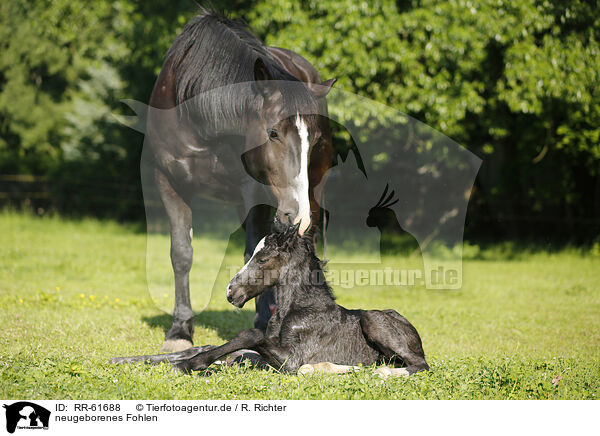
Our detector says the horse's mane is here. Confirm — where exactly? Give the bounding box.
[165,8,318,136]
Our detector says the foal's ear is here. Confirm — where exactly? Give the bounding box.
[309,78,337,98]
[278,222,300,243]
[302,224,316,241]
[282,222,301,250]
[289,221,302,236]
[253,58,279,99]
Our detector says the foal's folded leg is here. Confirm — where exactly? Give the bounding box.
[221,349,268,369]
[176,328,266,372]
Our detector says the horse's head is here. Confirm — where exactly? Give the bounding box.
[242,58,335,235]
[226,222,312,307]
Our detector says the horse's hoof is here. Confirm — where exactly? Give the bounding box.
[160,339,193,353]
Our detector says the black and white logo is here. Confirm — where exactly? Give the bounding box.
[2,402,50,433]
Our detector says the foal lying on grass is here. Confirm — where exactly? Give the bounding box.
[111,223,429,377]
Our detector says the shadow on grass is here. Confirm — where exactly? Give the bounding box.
[142,310,254,341]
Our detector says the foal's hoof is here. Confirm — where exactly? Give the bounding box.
[373,367,409,378]
[160,339,193,353]
[298,362,360,375]
[298,364,315,375]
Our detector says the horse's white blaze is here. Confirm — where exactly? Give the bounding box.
[294,114,311,235]
[226,237,266,297]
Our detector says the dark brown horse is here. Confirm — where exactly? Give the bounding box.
[147,10,336,352]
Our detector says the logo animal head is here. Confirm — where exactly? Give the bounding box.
[3,402,50,434]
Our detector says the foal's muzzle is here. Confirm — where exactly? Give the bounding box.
[226,283,248,308]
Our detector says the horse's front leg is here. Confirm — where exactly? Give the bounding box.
[240,199,275,331]
[156,169,195,352]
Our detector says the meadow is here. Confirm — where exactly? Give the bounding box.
[1,211,599,399]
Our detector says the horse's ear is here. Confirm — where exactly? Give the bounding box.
[254,57,272,81]
[309,78,337,98]
[253,58,278,98]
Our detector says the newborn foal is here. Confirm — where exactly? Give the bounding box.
[112,223,429,376]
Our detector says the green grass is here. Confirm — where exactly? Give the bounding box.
[1,211,599,399]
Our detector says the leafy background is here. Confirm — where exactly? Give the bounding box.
[1,0,598,241]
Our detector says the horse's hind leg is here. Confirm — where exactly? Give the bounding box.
[360,310,429,376]
[156,169,195,352]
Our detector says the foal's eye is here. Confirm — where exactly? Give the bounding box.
[267,129,279,140]
[257,258,268,264]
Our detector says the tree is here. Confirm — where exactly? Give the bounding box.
[245,0,600,238]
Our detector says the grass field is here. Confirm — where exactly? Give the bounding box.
[1,211,599,399]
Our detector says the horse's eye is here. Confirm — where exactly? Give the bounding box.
[267,129,279,140]
[257,258,268,264]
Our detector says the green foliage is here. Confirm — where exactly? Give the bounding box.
[0,1,126,170]
[1,212,599,399]
[0,1,598,234]
[0,1,200,219]
[246,0,600,237]
[246,0,599,163]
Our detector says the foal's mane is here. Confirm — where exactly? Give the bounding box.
[165,8,318,135]
[278,224,336,302]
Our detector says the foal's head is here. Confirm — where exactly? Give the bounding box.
[226,222,316,308]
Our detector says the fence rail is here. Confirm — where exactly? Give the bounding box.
[0,174,47,182]
[0,173,143,219]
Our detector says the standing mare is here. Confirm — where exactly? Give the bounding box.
[147,10,336,351]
